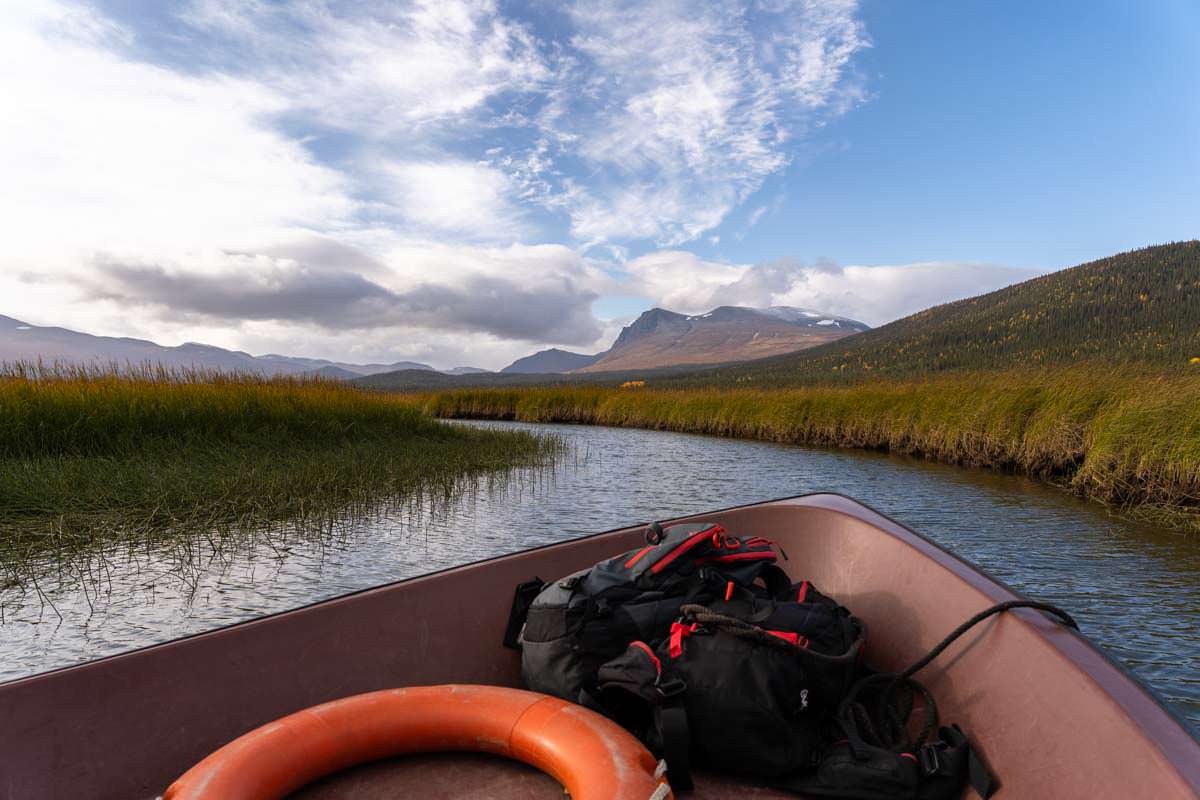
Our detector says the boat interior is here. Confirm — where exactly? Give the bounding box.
[2,494,1198,799]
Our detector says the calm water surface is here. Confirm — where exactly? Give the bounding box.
[2,421,1198,731]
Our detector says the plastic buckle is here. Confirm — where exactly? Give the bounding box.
[918,743,941,776]
[656,676,687,699]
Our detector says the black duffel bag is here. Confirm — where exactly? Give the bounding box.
[596,579,865,789]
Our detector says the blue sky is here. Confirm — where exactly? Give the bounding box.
[753,0,1200,270]
[2,1,1196,368]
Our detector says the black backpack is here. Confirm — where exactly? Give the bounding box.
[516,521,781,708]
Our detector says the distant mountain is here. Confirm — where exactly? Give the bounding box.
[576,305,868,373]
[303,365,363,380]
[352,368,468,389]
[254,354,435,375]
[501,348,602,374]
[675,241,1200,386]
[445,366,492,375]
[349,361,710,391]
[0,314,436,377]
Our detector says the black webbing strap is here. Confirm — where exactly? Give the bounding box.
[968,746,998,799]
[502,577,545,650]
[661,704,693,791]
[760,563,794,599]
[657,677,693,791]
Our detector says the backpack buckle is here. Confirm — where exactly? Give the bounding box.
[918,742,941,776]
[656,676,687,699]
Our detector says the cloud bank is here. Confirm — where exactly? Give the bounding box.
[621,252,1041,327]
[88,242,603,345]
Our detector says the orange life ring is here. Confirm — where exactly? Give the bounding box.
[164,684,673,800]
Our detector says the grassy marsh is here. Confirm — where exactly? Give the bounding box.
[417,365,1200,530]
[0,365,560,559]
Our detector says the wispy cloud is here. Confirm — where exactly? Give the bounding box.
[518,0,869,246]
[0,0,885,367]
[178,0,552,133]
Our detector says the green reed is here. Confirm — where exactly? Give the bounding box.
[0,363,560,557]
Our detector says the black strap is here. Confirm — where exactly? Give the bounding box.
[834,600,1075,786]
[899,600,1077,681]
[968,746,997,799]
[660,701,694,791]
[760,564,794,599]
[502,577,545,650]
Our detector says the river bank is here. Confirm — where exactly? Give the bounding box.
[417,366,1200,531]
[0,366,558,559]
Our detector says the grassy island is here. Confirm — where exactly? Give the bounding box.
[0,365,558,557]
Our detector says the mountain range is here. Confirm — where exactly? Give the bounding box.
[1,303,866,379]
[669,241,1200,387]
[501,306,867,374]
[0,314,446,378]
[501,348,602,374]
[16,241,1188,388]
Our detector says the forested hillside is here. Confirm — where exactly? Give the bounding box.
[674,241,1200,386]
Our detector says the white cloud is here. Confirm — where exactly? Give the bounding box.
[381,161,526,238]
[535,0,868,245]
[0,1,564,365]
[0,1,353,267]
[620,251,747,313]
[181,0,551,133]
[0,0,882,368]
[622,252,1042,325]
[767,261,1043,325]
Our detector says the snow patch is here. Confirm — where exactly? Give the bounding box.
[15,326,31,331]
[817,319,838,326]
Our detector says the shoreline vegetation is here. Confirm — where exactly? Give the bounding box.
[416,365,1200,532]
[0,365,560,561]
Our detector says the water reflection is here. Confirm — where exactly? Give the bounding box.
[1,421,1197,731]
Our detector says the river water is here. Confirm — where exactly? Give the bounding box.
[2,420,1198,731]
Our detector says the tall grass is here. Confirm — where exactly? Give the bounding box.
[418,365,1200,529]
[0,364,559,557]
